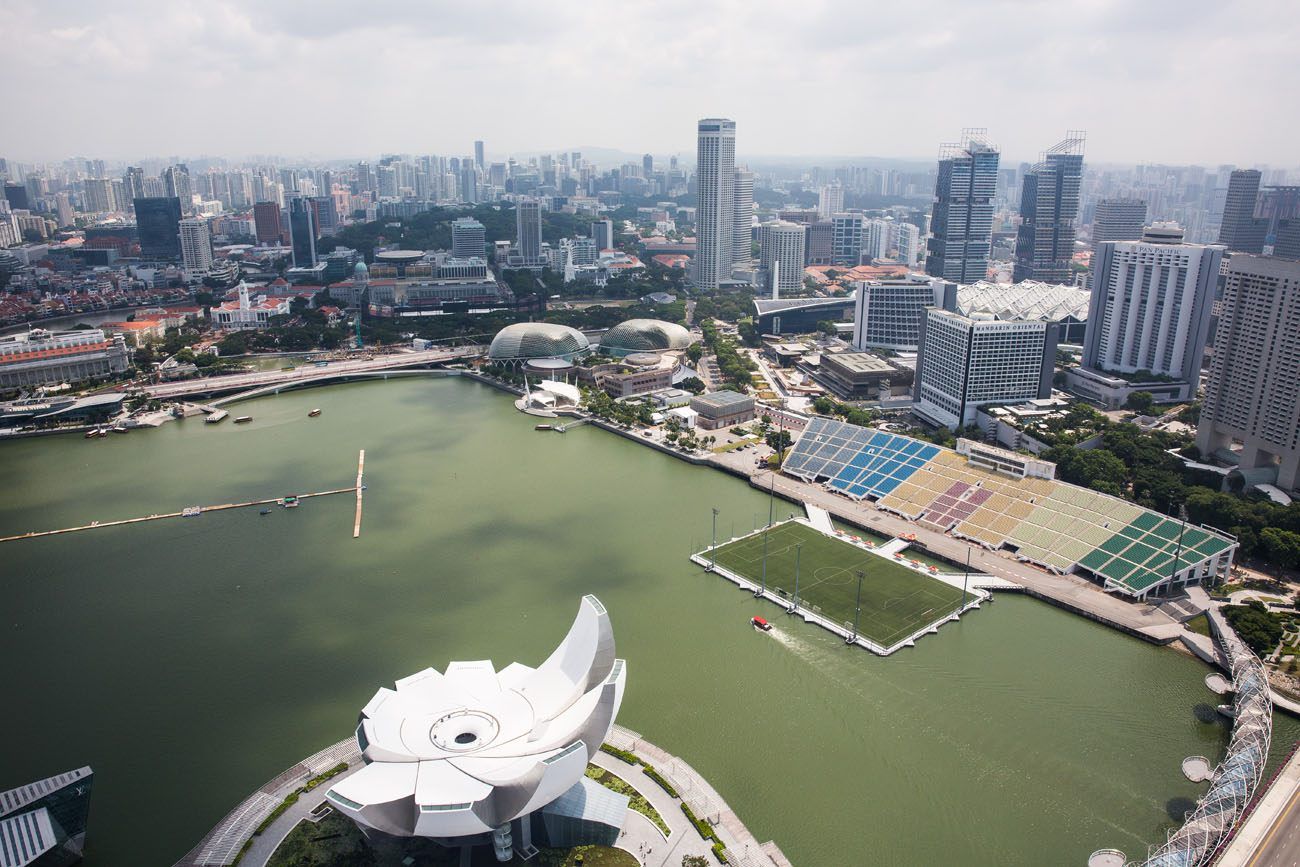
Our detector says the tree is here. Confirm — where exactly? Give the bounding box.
[685,342,704,364]
[1125,391,1156,414]
[1260,528,1300,573]
[678,376,706,394]
[817,320,839,338]
[683,857,710,867]
[1223,601,1283,656]
[766,429,793,452]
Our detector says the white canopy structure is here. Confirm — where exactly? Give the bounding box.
[326,596,626,857]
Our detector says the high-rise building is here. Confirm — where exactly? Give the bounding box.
[474,140,485,169]
[123,166,145,207]
[1276,219,1300,260]
[832,212,865,266]
[179,218,214,274]
[459,164,478,204]
[4,181,30,210]
[163,165,192,214]
[732,167,754,265]
[83,178,115,213]
[863,219,891,262]
[758,220,806,297]
[643,153,654,179]
[1091,198,1147,247]
[926,133,999,283]
[253,201,284,246]
[1197,255,1300,492]
[133,196,182,259]
[288,197,317,268]
[1012,135,1085,283]
[591,219,613,251]
[818,181,844,220]
[692,118,736,289]
[1217,169,1266,253]
[516,198,542,264]
[805,221,834,266]
[852,275,957,351]
[310,196,338,237]
[914,309,1057,429]
[1069,223,1224,408]
[894,223,921,267]
[451,217,487,259]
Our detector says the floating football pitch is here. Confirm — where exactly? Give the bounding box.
[703,521,968,648]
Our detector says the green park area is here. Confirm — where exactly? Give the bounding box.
[703,520,968,647]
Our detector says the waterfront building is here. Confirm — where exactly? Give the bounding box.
[758,220,806,296]
[210,283,291,329]
[326,596,628,861]
[914,309,1057,429]
[1012,135,1085,284]
[732,167,755,265]
[1217,169,1266,254]
[689,389,755,430]
[133,196,183,259]
[1197,255,1300,493]
[692,118,736,289]
[1091,198,1147,247]
[597,319,692,357]
[0,767,93,867]
[488,322,591,365]
[594,354,676,398]
[852,274,957,352]
[926,134,999,283]
[0,329,130,389]
[451,217,487,259]
[1069,223,1223,408]
[179,218,214,275]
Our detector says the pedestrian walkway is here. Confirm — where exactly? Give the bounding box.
[802,502,834,534]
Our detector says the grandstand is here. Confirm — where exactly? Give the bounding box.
[785,417,1236,598]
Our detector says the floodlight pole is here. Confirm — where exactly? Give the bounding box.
[759,523,769,597]
[849,570,864,644]
[708,507,718,572]
[790,542,802,613]
[1171,503,1188,587]
[962,547,971,609]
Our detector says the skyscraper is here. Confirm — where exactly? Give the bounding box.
[474,140,485,169]
[288,196,317,268]
[163,164,192,214]
[83,178,115,213]
[732,167,754,265]
[1012,134,1085,283]
[643,153,654,178]
[1197,255,1300,491]
[1091,198,1147,247]
[818,181,844,220]
[832,212,865,266]
[926,133,1000,283]
[516,198,542,264]
[123,166,145,207]
[133,196,182,259]
[692,118,736,289]
[1070,223,1224,407]
[914,309,1057,429]
[758,220,806,297]
[451,217,487,259]
[591,219,614,251]
[1217,169,1266,253]
[253,201,284,246]
[179,218,214,274]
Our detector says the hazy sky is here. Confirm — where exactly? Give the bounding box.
[2,0,1297,166]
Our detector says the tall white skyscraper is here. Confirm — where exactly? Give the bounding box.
[692,118,736,290]
[818,181,844,220]
[179,218,213,274]
[451,217,486,259]
[894,223,920,267]
[1069,223,1224,408]
[758,220,806,297]
[732,167,754,265]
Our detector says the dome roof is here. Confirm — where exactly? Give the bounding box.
[488,322,591,361]
[599,319,692,354]
[354,260,369,275]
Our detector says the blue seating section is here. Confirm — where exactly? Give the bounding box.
[784,417,938,501]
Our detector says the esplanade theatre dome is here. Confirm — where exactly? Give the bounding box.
[488,322,591,363]
[598,319,692,356]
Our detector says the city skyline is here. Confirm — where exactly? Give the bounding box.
[2,0,1298,165]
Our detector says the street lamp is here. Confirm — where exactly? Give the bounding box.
[848,570,864,644]
[790,542,802,613]
[708,507,718,572]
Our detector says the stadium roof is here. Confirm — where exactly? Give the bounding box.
[327,596,626,839]
[957,280,1089,323]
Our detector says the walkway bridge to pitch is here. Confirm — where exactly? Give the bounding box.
[1089,607,1273,867]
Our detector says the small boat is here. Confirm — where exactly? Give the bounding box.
[234,416,253,424]
[259,508,272,516]
[751,616,772,631]
[205,410,228,424]
[534,424,552,431]
[85,428,104,439]
[281,495,299,508]
[182,506,201,518]
[111,425,128,433]
[308,408,322,417]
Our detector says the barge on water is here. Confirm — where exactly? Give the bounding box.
[205,410,229,424]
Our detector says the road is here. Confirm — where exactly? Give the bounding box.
[1247,785,1300,867]
[140,346,482,400]
[1218,746,1300,867]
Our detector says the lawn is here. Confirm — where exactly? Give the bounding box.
[702,520,968,648]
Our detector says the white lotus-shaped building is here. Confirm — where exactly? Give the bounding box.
[326,595,627,859]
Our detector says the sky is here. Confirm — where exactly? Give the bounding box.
[2,0,1297,167]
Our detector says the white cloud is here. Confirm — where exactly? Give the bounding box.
[0,0,1296,165]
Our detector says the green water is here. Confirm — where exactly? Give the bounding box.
[1,377,1295,866]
